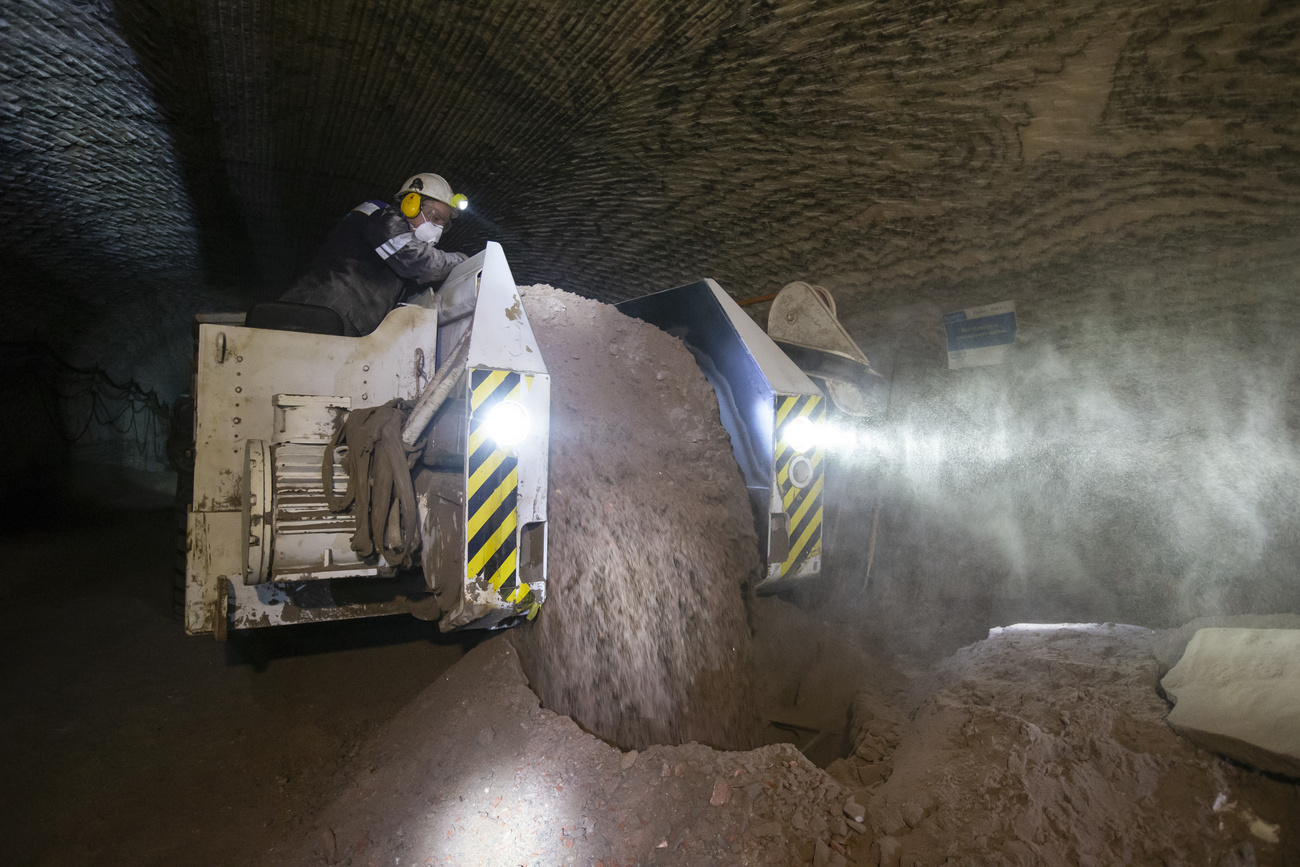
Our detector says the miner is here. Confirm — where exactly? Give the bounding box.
[280,172,469,336]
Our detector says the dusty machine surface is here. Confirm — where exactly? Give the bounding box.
[766,280,881,418]
[618,280,829,593]
[183,252,871,637]
[183,242,549,637]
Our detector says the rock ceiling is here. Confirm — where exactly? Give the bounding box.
[3,0,1299,370]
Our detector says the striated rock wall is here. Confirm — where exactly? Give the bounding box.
[7,0,1298,325]
[3,0,1299,623]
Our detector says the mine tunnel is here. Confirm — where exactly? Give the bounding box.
[3,1,1299,864]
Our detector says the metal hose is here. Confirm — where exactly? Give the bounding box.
[401,326,472,447]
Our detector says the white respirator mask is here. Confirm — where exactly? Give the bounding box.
[413,220,442,244]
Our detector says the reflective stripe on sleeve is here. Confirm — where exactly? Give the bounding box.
[375,232,414,260]
[352,201,382,216]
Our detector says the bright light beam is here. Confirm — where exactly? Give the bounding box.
[786,416,817,453]
[485,400,529,447]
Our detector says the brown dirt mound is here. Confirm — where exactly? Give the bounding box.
[827,623,1300,865]
[254,637,868,867]
[510,284,762,751]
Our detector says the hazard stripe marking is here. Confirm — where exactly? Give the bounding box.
[788,474,823,530]
[773,393,825,578]
[506,574,532,603]
[472,370,511,410]
[468,425,488,457]
[466,368,531,605]
[775,395,798,428]
[784,506,822,574]
[469,467,518,539]
[490,548,519,593]
[468,448,508,495]
[468,491,515,553]
[468,505,517,579]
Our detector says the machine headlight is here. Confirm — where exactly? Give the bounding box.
[485,400,529,447]
[785,415,817,453]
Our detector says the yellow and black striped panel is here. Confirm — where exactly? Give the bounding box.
[467,368,530,606]
[774,393,825,577]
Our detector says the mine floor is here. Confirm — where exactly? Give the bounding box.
[3,506,1297,866]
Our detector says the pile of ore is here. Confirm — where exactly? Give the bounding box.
[510,284,763,751]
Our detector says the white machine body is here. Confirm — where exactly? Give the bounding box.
[185,242,549,636]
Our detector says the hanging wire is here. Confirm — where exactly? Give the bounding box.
[1,340,171,466]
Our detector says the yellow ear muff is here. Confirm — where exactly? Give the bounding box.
[401,192,422,218]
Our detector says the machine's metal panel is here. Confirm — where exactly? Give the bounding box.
[757,392,826,591]
[189,304,435,635]
[415,366,549,632]
[227,575,429,629]
[415,468,466,609]
[266,442,385,582]
[511,374,549,526]
[188,244,551,636]
[768,282,880,417]
[423,370,469,467]
[433,253,484,328]
[423,241,550,632]
[518,521,547,604]
[440,368,548,631]
[271,393,352,444]
[241,439,272,583]
[192,304,437,513]
[699,278,821,397]
[768,282,870,365]
[185,509,241,635]
[462,242,548,376]
[619,279,825,589]
[618,279,817,493]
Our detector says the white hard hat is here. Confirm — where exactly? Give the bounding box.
[396,173,467,218]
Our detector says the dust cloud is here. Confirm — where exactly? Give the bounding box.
[825,261,1300,648]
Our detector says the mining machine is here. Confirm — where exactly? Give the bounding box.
[181,245,875,638]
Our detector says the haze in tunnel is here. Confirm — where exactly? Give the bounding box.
[2,0,1299,860]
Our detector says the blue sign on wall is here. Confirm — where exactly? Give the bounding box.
[943,301,1016,369]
